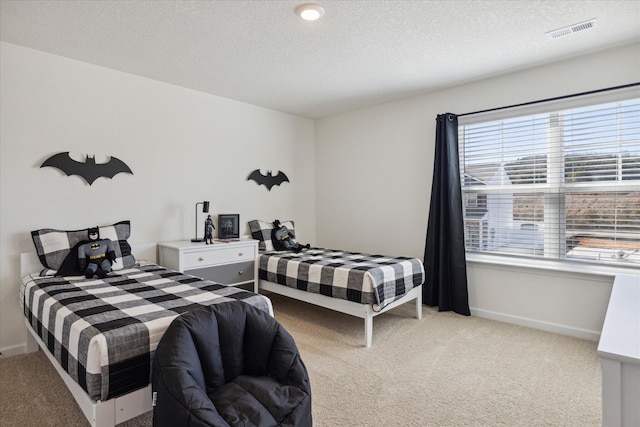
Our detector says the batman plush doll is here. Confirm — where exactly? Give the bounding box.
[78,226,116,278]
[271,220,310,253]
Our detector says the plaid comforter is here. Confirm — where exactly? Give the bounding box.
[20,264,272,401]
[259,248,424,309]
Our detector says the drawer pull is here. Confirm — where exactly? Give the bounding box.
[198,257,204,262]
[238,252,244,257]
[238,270,244,276]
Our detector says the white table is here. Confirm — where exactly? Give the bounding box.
[597,274,640,427]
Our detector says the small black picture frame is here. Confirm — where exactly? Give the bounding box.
[218,214,240,239]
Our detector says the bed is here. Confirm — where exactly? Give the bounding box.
[249,220,425,348]
[20,221,273,427]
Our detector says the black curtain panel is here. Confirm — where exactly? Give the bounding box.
[424,113,470,316]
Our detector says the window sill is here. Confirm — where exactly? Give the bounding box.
[466,252,640,278]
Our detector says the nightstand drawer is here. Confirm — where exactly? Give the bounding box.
[182,246,254,268]
[186,261,255,285]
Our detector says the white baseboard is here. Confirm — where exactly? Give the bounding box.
[0,342,28,358]
[471,307,601,342]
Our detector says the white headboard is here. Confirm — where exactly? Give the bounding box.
[20,242,157,278]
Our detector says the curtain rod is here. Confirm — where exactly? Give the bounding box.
[457,82,640,118]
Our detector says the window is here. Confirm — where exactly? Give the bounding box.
[459,89,640,267]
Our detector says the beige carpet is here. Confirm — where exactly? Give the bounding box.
[0,293,601,426]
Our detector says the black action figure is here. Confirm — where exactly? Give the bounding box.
[204,215,215,244]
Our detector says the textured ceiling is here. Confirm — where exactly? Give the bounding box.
[1,0,639,118]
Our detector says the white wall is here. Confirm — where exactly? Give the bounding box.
[315,42,640,340]
[2,41,638,355]
[0,42,316,355]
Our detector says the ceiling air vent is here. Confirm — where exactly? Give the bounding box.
[546,18,597,39]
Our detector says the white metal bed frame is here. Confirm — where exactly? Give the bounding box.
[21,243,157,427]
[259,278,422,348]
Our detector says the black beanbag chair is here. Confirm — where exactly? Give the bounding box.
[152,301,312,427]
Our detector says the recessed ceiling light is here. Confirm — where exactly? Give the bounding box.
[295,3,325,21]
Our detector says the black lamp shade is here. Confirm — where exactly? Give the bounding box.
[203,201,210,213]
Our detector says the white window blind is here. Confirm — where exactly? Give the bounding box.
[459,91,640,267]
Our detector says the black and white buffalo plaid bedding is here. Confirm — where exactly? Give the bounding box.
[20,264,272,401]
[259,248,424,309]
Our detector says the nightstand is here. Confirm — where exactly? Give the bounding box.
[158,239,259,293]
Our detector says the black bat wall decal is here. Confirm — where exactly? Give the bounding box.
[41,152,133,185]
[247,169,289,191]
